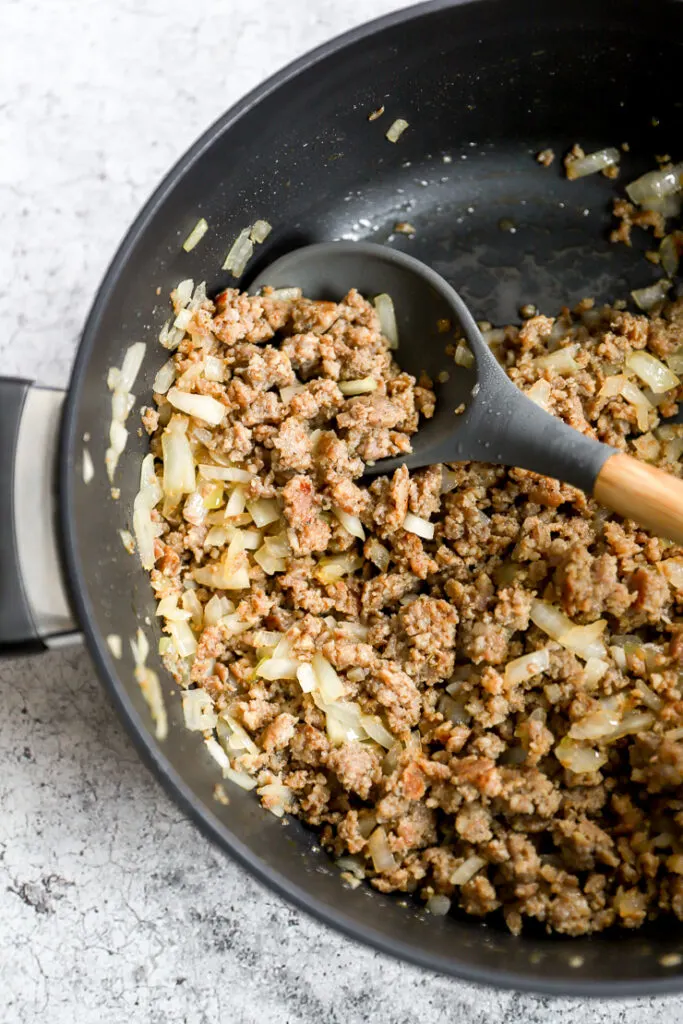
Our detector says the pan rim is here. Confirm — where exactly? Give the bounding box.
[59,0,683,996]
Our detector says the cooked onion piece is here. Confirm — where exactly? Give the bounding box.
[565,146,620,180]
[626,350,680,394]
[403,512,435,540]
[167,388,227,426]
[106,341,146,481]
[504,648,550,685]
[368,826,397,872]
[385,118,409,143]
[182,688,217,731]
[450,855,486,886]
[529,600,607,659]
[338,378,378,395]
[182,218,208,252]
[626,163,683,204]
[222,228,253,277]
[631,279,672,312]
[374,293,398,348]
[333,506,365,540]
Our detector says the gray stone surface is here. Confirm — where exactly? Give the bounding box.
[1,0,682,1021]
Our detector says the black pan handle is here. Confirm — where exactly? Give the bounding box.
[0,378,78,656]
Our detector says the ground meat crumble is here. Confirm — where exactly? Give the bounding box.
[143,279,683,937]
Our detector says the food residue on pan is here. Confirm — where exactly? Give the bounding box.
[536,148,555,167]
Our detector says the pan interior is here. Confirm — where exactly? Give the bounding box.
[65,0,683,995]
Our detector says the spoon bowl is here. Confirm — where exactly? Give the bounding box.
[251,240,683,545]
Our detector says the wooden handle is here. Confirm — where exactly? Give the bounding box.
[594,453,683,545]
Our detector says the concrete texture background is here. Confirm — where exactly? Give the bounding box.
[1,0,682,1020]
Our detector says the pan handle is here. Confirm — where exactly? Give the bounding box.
[0,378,79,655]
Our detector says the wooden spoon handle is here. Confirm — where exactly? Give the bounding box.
[594,452,683,545]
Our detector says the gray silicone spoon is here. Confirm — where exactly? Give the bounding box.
[250,240,683,544]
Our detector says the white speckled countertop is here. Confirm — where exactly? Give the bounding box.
[2,1,682,1020]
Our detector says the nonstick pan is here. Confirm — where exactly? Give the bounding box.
[3,0,683,996]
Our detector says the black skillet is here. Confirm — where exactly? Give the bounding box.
[3,0,683,996]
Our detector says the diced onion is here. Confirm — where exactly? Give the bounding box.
[569,697,621,740]
[626,164,683,204]
[565,147,620,180]
[153,359,176,394]
[173,308,192,332]
[631,279,671,312]
[257,657,299,680]
[220,713,259,755]
[296,663,317,693]
[105,341,146,482]
[450,855,486,886]
[162,416,196,502]
[368,826,397,872]
[626,350,680,394]
[82,448,94,484]
[666,350,683,375]
[205,736,231,773]
[641,195,683,218]
[526,379,552,410]
[338,378,378,396]
[181,688,217,730]
[359,714,394,749]
[504,648,550,685]
[225,484,248,517]
[403,512,435,540]
[314,553,363,584]
[385,118,409,143]
[582,657,608,688]
[167,388,226,427]
[269,287,302,300]
[333,506,365,540]
[634,679,663,712]
[198,464,253,483]
[535,344,579,375]
[258,782,293,818]
[454,340,475,368]
[280,382,305,403]
[633,432,660,462]
[660,558,683,590]
[365,537,390,571]
[426,894,451,916]
[559,620,608,660]
[193,557,250,590]
[250,220,272,244]
[174,279,194,308]
[621,379,654,431]
[182,217,208,252]
[258,532,288,560]
[224,766,258,790]
[117,529,134,554]
[133,453,163,570]
[529,600,607,660]
[253,546,287,575]
[204,356,225,382]
[222,228,254,277]
[246,497,280,527]
[106,634,122,659]
[312,653,346,702]
[555,737,607,773]
[660,233,683,277]
[167,619,197,658]
[374,293,398,348]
